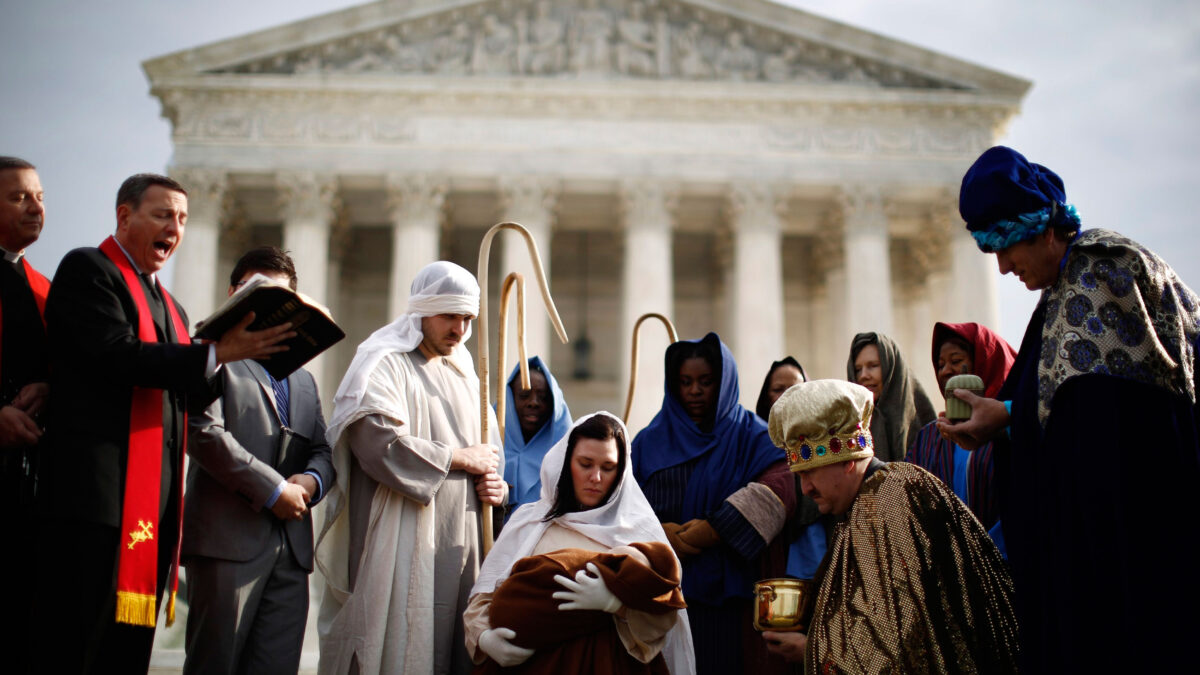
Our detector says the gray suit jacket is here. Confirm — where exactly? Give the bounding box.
[183,360,335,570]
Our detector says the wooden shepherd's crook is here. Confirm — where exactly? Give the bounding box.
[494,272,530,446]
[477,222,569,555]
[623,313,679,424]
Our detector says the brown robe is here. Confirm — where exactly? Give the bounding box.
[474,542,685,674]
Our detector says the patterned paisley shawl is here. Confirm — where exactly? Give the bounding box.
[1036,229,1200,425]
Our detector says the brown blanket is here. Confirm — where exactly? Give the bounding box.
[478,542,685,674]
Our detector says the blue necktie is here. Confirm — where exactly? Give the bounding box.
[269,373,290,428]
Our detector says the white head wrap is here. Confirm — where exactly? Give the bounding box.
[472,412,696,675]
[326,261,480,447]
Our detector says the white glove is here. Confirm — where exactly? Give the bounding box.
[552,562,623,613]
[479,627,535,667]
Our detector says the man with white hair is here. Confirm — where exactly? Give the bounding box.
[316,261,506,675]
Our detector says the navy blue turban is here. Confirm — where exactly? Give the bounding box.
[958,146,1081,252]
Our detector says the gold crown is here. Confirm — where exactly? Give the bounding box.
[768,380,876,472]
[782,423,874,470]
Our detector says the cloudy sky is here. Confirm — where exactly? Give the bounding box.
[2,0,1198,346]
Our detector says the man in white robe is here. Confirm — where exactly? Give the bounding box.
[317,261,506,675]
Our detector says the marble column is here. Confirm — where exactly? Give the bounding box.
[840,186,894,340]
[946,194,999,328]
[169,168,226,329]
[325,216,352,347]
[906,289,936,394]
[498,176,557,374]
[894,239,937,394]
[727,183,785,411]
[386,173,446,319]
[277,170,339,392]
[620,179,676,434]
[813,225,845,380]
[922,207,953,328]
[914,213,954,394]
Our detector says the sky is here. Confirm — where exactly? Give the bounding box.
[2,0,1198,347]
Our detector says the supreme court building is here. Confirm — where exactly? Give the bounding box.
[145,0,1029,433]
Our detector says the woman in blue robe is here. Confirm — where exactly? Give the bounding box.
[632,333,790,675]
[501,356,572,518]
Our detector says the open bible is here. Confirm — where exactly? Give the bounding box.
[194,273,346,379]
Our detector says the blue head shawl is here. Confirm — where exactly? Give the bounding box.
[632,332,784,604]
[959,146,1081,252]
[502,356,572,510]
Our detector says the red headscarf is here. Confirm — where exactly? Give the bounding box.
[931,322,1016,398]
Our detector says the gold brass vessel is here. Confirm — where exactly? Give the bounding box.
[753,578,816,632]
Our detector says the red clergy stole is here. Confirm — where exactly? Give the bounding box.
[0,257,50,379]
[99,236,189,628]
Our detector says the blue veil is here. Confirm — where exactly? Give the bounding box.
[501,356,572,509]
[632,332,783,604]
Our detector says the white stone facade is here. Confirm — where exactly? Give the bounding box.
[144,0,1028,664]
[147,0,1026,433]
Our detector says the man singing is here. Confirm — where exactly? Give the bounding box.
[32,173,292,673]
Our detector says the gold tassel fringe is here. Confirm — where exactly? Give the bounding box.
[166,589,177,627]
[115,591,157,627]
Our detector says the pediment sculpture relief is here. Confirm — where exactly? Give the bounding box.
[213,0,958,90]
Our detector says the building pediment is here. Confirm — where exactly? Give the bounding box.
[144,0,1028,95]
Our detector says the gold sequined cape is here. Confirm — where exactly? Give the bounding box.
[806,462,1018,675]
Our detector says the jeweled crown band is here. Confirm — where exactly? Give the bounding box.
[784,422,873,470]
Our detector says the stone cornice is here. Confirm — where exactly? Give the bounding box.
[152,78,1019,138]
[150,70,1023,106]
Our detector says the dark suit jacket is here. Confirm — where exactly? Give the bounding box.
[183,360,334,570]
[39,246,212,528]
[0,258,50,504]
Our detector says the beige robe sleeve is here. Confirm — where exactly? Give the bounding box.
[463,592,493,665]
[346,413,453,506]
[725,481,788,542]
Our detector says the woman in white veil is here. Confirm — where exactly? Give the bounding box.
[465,412,695,674]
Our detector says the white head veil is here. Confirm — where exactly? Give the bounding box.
[472,411,696,675]
[326,260,479,447]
